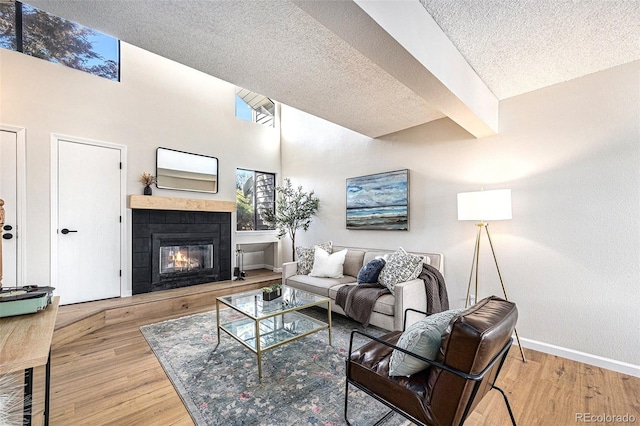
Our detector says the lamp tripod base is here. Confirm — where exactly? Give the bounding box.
[466,222,527,363]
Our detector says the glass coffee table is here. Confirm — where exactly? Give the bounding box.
[216,285,332,378]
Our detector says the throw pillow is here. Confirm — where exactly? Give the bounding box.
[377,247,425,294]
[357,258,386,284]
[310,248,348,278]
[388,308,464,377]
[295,241,332,275]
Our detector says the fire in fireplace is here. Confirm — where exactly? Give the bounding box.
[151,234,218,291]
[159,244,214,274]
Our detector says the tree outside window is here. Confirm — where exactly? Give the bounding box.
[0,2,119,81]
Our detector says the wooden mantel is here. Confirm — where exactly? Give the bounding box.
[128,195,236,212]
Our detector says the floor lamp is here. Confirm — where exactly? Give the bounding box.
[457,189,526,362]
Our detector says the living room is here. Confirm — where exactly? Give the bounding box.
[0,1,638,425]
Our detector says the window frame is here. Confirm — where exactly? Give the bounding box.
[236,168,276,232]
[235,88,275,128]
[0,1,120,81]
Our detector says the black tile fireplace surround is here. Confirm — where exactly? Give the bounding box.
[132,209,231,295]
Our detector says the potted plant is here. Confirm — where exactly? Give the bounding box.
[139,172,156,196]
[261,283,282,301]
[261,178,320,261]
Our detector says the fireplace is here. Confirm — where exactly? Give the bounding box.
[132,209,231,294]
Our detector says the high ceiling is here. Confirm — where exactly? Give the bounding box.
[419,0,640,100]
[26,0,640,138]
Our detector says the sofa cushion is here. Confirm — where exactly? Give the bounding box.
[342,249,366,278]
[295,241,332,275]
[372,293,395,316]
[357,258,386,284]
[388,308,464,377]
[310,248,348,278]
[378,248,425,294]
[286,274,355,297]
[329,285,395,316]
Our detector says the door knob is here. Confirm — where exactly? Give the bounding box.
[2,233,12,240]
[61,228,78,235]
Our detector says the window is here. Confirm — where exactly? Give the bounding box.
[235,87,275,127]
[0,1,120,81]
[236,169,276,231]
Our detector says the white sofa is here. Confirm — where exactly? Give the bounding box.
[282,245,444,331]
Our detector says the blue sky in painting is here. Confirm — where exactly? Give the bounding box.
[346,170,408,208]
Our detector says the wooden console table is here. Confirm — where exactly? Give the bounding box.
[0,296,59,425]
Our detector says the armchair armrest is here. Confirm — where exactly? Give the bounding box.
[282,261,299,281]
[347,329,513,383]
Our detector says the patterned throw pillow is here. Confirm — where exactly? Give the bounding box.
[378,247,425,294]
[295,241,332,275]
[357,258,386,284]
[389,308,464,377]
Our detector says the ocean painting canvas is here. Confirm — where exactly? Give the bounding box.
[346,169,409,230]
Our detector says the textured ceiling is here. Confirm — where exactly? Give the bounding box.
[25,0,640,137]
[419,0,640,99]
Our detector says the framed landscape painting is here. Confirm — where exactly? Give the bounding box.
[346,169,409,230]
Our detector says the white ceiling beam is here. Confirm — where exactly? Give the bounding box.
[296,0,499,138]
[356,0,499,136]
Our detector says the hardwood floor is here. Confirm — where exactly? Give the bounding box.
[22,272,640,425]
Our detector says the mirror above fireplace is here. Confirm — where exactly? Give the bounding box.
[156,147,218,193]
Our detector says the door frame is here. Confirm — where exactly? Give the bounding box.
[1,124,27,286]
[50,133,128,297]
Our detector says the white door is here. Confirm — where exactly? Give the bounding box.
[0,129,22,287]
[55,139,122,304]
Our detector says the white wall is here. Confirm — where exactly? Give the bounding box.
[280,61,640,368]
[0,43,281,294]
[1,36,637,371]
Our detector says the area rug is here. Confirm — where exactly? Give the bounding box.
[140,307,408,426]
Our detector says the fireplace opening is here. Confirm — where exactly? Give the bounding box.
[151,233,220,292]
[159,244,214,274]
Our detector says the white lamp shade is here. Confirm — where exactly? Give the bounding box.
[457,189,512,221]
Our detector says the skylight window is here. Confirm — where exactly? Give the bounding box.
[0,1,120,81]
[235,87,275,127]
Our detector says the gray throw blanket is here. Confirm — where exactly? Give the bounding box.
[335,283,390,327]
[419,263,449,313]
[336,264,450,327]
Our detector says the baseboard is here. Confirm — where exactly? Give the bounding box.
[243,263,278,272]
[243,264,267,270]
[520,337,640,378]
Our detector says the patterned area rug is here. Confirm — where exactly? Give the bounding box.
[141,307,409,426]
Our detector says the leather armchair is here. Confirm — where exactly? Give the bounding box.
[345,296,518,426]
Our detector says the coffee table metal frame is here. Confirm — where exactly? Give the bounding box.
[216,285,332,378]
